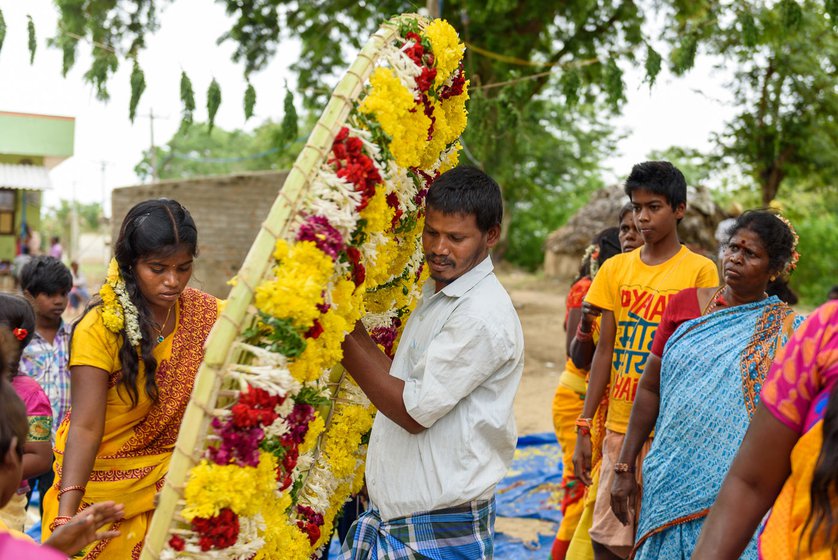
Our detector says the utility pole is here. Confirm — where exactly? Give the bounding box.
[69,181,80,264]
[139,109,166,183]
[426,0,440,18]
[92,160,111,218]
[91,160,111,267]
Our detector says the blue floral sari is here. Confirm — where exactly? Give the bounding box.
[633,296,802,560]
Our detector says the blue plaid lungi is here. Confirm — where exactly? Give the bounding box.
[338,498,496,559]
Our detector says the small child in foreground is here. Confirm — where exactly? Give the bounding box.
[0,325,124,558]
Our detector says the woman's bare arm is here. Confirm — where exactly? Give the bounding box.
[57,366,109,518]
[21,440,52,479]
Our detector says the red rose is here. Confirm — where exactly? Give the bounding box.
[168,535,185,551]
[191,508,240,551]
[305,319,324,339]
[346,247,366,287]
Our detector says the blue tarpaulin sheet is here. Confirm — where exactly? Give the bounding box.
[329,431,565,558]
[493,431,564,559]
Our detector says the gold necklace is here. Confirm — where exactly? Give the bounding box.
[703,285,727,315]
[154,305,174,344]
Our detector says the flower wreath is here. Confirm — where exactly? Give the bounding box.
[158,16,470,560]
[99,258,142,346]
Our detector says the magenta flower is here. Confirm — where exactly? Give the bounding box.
[296,215,345,259]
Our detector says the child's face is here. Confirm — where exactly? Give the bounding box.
[29,291,69,326]
[630,189,685,245]
[0,437,23,508]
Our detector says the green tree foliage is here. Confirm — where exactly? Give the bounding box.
[206,78,222,132]
[0,9,6,54]
[26,14,35,63]
[180,71,196,127]
[129,59,146,122]
[41,1,834,268]
[244,82,257,121]
[699,0,838,204]
[134,120,306,181]
[43,0,712,268]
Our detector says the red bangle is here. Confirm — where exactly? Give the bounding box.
[57,485,86,500]
[575,323,593,342]
[49,516,72,531]
[575,417,593,436]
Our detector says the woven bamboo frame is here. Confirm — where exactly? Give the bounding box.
[141,14,425,559]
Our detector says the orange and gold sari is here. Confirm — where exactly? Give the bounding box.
[42,288,219,559]
[759,301,838,559]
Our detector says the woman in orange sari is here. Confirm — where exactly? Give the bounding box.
[551,227,623,559]
[693,300,838,559]
[42,199,220,558]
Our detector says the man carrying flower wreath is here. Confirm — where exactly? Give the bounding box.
[338,166,524,559]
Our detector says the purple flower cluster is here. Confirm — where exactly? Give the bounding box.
[282,403,316,446]
[207,417,264,467]
[296,215,345,259]
[371,320,401,358]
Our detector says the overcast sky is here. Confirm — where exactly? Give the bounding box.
[0,1,735,216]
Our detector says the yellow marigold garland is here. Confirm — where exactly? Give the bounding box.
[254,240,334,331]
[172,16,468,560]
[425,18,465,86]
[182,451,279,520]
[359,67,430,169]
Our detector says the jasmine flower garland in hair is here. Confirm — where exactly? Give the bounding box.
[774,214,800,276]
[100,258,142,346]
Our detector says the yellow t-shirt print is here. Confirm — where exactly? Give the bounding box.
[584,245,718,433]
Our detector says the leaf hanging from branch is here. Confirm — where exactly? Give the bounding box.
[244,82,256,121]
[129,59,146,123]
[277,87,298,147]
[560,69,582,107]
[27,14,36,64]
[738,12,758,48]
[645,46,662,89]
[207,78,222,133]
[180,71,196,128]
[0,9,6,55]
[781,0,803,29]
[604,58,625,109]
[671,33,698,75]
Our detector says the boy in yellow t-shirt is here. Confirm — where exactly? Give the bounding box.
[571,161,718,560]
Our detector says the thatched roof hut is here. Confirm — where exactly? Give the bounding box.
[543,184,724,278]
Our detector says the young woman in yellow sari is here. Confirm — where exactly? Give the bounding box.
[42,199,220,558]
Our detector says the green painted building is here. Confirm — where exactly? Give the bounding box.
[0,111,75,273]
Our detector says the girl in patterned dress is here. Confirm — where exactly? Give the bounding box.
[0,293,52,531]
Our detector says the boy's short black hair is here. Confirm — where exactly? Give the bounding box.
[20,256,73,297]
[425,166,503,233]
[624,161,687,211]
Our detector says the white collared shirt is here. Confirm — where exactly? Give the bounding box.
[366,256,524,521]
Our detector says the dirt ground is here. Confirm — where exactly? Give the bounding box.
[493,267,570,545]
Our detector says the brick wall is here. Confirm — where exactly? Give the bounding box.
[111,171,288,298]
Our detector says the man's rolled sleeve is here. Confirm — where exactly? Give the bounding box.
[403,314,507,428]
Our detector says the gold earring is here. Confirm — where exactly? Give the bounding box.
[770,275,777,282]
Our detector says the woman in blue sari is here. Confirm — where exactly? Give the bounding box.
[608,211,804,559]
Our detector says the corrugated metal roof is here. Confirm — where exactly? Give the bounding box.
[0,163,52,190]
